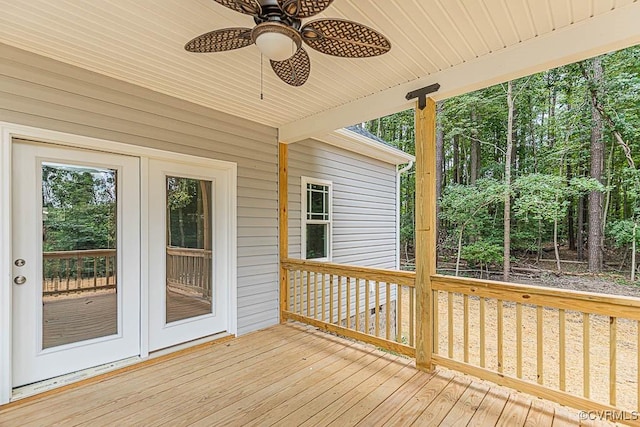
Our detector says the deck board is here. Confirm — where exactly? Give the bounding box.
[0,323,612,426]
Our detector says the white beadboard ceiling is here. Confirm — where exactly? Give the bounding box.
[0,0,639,142]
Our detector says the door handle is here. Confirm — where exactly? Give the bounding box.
[14,276,26,285]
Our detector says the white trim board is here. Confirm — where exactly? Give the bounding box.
[0,121,238,404]
[310,128,414,166]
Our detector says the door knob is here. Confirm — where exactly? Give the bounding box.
[14,276,26,285]
[14,259,26,267]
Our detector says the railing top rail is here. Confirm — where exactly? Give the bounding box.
[166,247,212,256]
[282,258,416,286]
[43,249,116,259]
[432,274,640,320]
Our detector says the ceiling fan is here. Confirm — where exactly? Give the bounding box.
[184,0,391,87]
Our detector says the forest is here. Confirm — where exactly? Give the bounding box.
[365,45,640,289]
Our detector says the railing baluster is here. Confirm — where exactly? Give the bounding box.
[385,282,391,340]
[516,302,522,378]
[346,277,351,329]
[432,289,438,353]
[313,272,318,319]
[329,275,334,324]
[448,292,454,359]
[497,299,503,373]
[93,257,98,288]
[409,287,414,347]
[584,312,590,399]
[610,316,617,406]
[463,293,469,363]
[365,280,370,335]
[299,270,304,315]
[76,254,82,290]
[637,320,640,410]
[65,258,70,291]
[321,273,326,322]
[105,255,110,285]
[537,305,543,385]
[559,308,566,391]
[480,296,485,368]
[375,281,380,337]
[397,285,403,343]
[293,270,298,314]
[306,271,311,317]
[337,276,342,325]
[355,278,360,332]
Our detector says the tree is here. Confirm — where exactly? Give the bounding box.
[585,56,605,273]
[504,80,515,280]
[439,178,505,276]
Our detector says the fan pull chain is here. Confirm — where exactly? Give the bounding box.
[260,53,264,100]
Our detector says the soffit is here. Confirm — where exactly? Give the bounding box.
[0,0,638,140]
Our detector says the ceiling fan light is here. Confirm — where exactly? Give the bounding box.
[252,22,302,62]
[282,0,299,16]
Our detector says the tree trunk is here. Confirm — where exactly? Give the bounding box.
[632,222,637,282]
[453,134,460,184]
[587,56,604,273]
[504,81,514,281]
[456,227,464,277]
[470,108,480,185]
[554,196,562,272]
[577,196,585,261]
[178,208,186,247]
[436,101,445,229]
[567,164,576,251]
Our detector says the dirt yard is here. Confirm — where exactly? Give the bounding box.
[398,271,640,412]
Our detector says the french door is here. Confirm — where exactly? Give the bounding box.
[148,159,230,351]
[11,141,140,387]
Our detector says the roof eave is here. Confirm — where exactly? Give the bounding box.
[312,128,414,166]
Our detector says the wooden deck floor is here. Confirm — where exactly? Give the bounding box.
[1,323,605,426]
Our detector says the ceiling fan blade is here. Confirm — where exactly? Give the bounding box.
[277,0,333,18]
[185,28,253,53]
[301,19,391,58]
[270,47,311,87]
[213,0,261,16]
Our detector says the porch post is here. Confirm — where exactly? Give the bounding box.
[415,98,437,371]
[279,142,289,323]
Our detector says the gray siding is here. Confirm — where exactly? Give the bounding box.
[0,43,278,335]
[288,138,398,269]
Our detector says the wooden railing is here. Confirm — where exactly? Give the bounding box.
[166,247,212,298]
[431,274,640,423]
[281,258,640,423]
[43,249,116,295]
[281,258,416,357]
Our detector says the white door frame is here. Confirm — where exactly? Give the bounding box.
[0,122,238,404]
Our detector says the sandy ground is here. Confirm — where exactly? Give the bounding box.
[397,273,640,412]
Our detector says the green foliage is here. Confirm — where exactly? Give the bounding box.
[461,241,503,267]
[607,220,639,248]
[42,165,116,251]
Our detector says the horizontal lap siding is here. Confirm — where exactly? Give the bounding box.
[0,43,278,335]
[287,139,398,270]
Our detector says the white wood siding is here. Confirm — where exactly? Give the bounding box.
[288,139,398,269]
[0,43,278,335]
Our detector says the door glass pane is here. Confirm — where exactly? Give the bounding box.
[42,163,117,349]
[166,177,213,323]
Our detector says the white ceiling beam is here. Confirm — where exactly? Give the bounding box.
[279,3,640,143]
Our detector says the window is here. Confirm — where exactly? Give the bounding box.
[301,177,332,261]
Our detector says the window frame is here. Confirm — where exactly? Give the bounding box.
[301,176,333,261]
